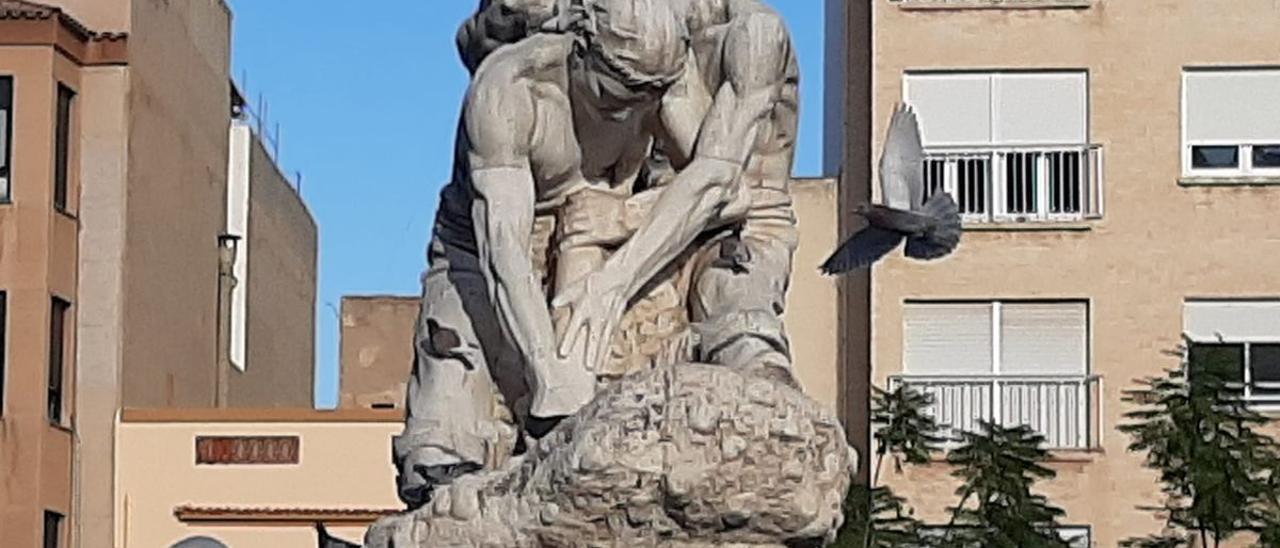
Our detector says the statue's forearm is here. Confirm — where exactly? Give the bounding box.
[605,158,742,301]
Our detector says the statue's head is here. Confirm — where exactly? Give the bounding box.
[571,0,689,121]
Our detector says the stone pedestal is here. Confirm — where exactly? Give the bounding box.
[366,363,854,548]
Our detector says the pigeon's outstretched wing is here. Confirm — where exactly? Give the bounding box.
[821,226,905,274]
[905,193,962,260]
[878,104,926,211]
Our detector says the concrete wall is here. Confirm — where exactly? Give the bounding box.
[119,0,232,408]
[787,178,840,412]
[0,44,81,547]
[115,410,401,548]
[868,1,1280,545]
[339,296,419,410]
[74,63,131,548]
[226,134,317,407]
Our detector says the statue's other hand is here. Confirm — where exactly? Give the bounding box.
[553,271,628,373]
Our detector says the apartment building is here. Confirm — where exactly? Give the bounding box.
[0,1,318,545]
[0,3,125,545]
[827,0,1280,545]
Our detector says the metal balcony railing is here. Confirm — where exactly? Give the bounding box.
[922,145,1104,224]
[890,374,1102,450]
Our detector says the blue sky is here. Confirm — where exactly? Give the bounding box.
[227,1,827,408]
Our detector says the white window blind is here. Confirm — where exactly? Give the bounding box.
[1185,300,1280,342]
[905,71,1088,147]
[993,72,1088,145]
[903,73,993,146]
[1185,70,1280,143]
[904,303,993,375]
[1001,302,1088,375]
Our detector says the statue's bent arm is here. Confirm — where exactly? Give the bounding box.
[465,80,561,396]
[604,10,791,302]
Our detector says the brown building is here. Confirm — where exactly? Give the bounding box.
[828,0,1280,545]
[0,2,126,545]
[0,1,318,546]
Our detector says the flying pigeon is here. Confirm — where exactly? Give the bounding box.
[820,104,961,274]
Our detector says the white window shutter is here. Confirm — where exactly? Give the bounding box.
[1185,301,1280,342]
[992,72,1088,145]
[904,73,993,146]
[904,303,994,375]
[1000,303,1088,375]
[1185,70,1280,143]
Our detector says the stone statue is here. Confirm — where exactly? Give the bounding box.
[820,105,961,274]
[376,0,853,545]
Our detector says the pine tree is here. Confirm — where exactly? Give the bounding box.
[937,421,1072,548]
[834,385,943,548]
[1119,344,1280,547]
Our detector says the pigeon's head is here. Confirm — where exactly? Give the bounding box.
[853,202,872,216]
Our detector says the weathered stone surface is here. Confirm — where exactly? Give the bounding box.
[366,363,853,548]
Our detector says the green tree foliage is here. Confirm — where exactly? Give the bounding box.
[936,421,1072,548]
[834,385,942,548]
[1120,344,1280,547]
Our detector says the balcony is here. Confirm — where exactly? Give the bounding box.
[890,374,1101,450]
[922,145,1104,224]
[894,0,1094,10]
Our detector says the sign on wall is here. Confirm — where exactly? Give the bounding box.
[195,436,300,465]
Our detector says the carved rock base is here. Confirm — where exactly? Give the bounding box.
[365,363,854,548]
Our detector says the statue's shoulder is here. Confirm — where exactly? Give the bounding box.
[471,33,574,90]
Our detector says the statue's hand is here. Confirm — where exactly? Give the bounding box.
[553,271,629,374]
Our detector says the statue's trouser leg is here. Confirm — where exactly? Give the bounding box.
[394,242,522,509]
[691,213,799,384]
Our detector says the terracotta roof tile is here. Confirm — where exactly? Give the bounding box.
[174,505,400,524]
[0,0,55,19]
[0,0,112,41]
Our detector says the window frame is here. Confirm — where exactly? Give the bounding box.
[53,83,74,214]
[0,291,6,417]
[902,299,1092,377]
[0,75,12,203]
[1187,340,1280,408]
[1181,67,1280,180]
[48,296,69,426]
[43,510,64,548]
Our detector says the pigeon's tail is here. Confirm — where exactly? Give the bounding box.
[905,193,961,261]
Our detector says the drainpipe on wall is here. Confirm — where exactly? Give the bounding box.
[216,234,241,408]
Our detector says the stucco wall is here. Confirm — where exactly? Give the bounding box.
[74,63,131,548]
[339,296,418,410]
[226,134,317,408]
[119,0,232,408]
[115,412,401,548]
[788,178,840,412]
[869,1,1280,545]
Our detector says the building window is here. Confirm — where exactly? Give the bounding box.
[894,301,1096,449]
[904,71,1102,223]
[53,84,74,213]
[919,525,1091,547]
[43,511,63,548]
[0,291,6,416]
[48,297,69,425]
[1184,300,1280,405]
[0,76,12,202]
[1183,68,1280,179]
